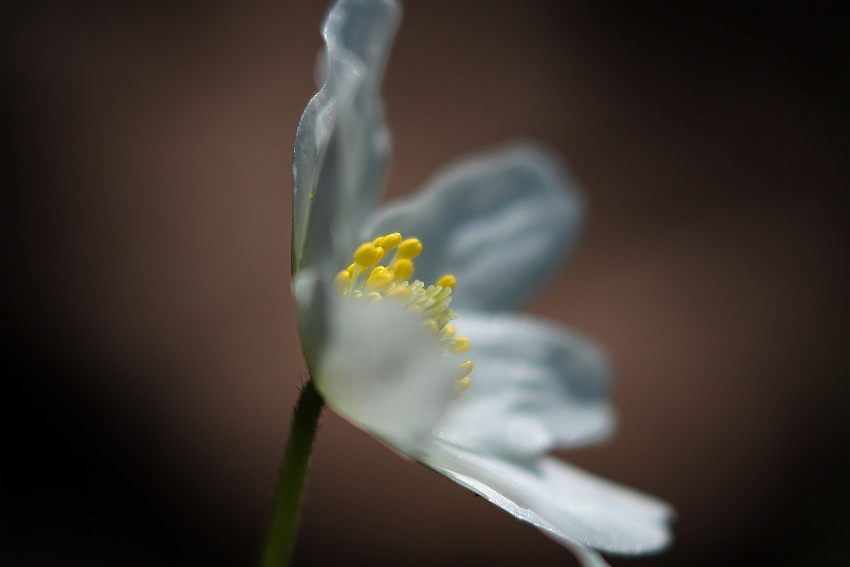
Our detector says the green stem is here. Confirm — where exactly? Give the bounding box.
[260,379,324,567]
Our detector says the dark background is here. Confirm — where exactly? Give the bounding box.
[4,2,849,565]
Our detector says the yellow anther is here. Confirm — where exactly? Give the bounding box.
[449,337,470,354]
[457,360,474,378]
[397,238,423,260]
[436,274,456,291]
[376,232,402,250]
[366,266,394,292]
[337,233,473,387]
[333,269,351,292]
[454,376,472,398]
[354,243,384,268]
[393,258,414,281]
[422,319,440,335]
[387,286,411,300]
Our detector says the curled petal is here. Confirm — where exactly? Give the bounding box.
[292,0,399,274]
[363,143,584,310]
[435,312,614,458]
[425,444,674,558]
[316,299,460,454]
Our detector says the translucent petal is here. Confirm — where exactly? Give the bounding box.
[292,0,399,274]
[291,268,328,371]
[363,143,584,310]
[425,444,674,556]
[434,312,614,458]
[316,298,460,454]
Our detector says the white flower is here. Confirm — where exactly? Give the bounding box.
[290,1,673,565]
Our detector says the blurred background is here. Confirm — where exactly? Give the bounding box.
[3,1,849,565]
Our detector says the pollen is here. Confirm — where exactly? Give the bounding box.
[336,232,474,397]
[392,258,414,281]
[456,360,474,378]
[454,376,472,399]
[354,243,384,268]
[449,337,470,354]
[396,238,423,260]
[366,266,395,292]
[436,274,456,291]
[333,269,351,292]
[374,232,402,250]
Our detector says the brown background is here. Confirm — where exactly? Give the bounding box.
[4,2,849,566]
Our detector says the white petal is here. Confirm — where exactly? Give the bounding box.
[292,0,400,274]
[316,298,460,455]
[434,312,614,458]
[291,268,329,371]
[363,143,584,310]
[425,444,674,557]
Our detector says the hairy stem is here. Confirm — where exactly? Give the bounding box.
[259,379,324,567]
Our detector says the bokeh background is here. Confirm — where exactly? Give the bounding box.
[4,1,849,566]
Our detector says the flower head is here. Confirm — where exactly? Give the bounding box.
[290,1,673,564]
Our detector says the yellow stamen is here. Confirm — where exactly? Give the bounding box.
[454,376,472,398]
[421,319,440,335]
[337,232,474,399]
[387,286,411,300]
[393,258,414,281]
[375,232,402,250]
[366,266,394,292]
[397,238,422,260]
[333,269,351,293]
[436,274,456,291]
[449,337,470,354]
[354,243,384,268]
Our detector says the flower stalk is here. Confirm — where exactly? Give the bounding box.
[260,380,324,567]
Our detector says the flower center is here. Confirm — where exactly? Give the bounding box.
[333,232,473,397]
